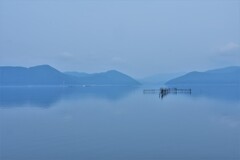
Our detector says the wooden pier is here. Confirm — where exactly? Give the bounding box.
[143,88,191,99]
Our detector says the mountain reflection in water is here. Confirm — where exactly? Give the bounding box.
[0,86,138,108]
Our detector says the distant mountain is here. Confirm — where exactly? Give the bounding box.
[65,71,90,78]
[0,65,77,86]
[65,70,140,85]
[139,72,185,85]
[0,65,140,86]
[166,66,240,85]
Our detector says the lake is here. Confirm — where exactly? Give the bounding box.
[0,85,240,160]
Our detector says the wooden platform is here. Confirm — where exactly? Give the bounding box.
[143,88,191,99]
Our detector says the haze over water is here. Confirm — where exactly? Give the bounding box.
[1,85,239,160]
[0,0,240,159]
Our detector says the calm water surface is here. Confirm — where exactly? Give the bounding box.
[0,85,240,160]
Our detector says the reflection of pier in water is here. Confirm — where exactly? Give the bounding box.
[143,88,191,99]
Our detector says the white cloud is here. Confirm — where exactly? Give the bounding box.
[211,42,240,66]
[219,42,240,53]
[60,52,74,58]
[111,57,126,64]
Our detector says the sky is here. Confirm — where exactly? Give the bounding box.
[0,0,240,78]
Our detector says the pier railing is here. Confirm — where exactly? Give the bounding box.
[143,88,191,99]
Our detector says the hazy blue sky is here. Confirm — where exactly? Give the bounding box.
[0,0,239,78]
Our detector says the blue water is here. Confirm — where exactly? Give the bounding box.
[0,85,240,160]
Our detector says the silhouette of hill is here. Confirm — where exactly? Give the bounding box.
[65,70,140,85]
[166,66,240,85]
[139,72,185,85]
[0,65,140,86]
[65,71,89,78]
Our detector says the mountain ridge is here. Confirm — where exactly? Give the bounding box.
[166,66,240,85]
[0,65,140,86]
